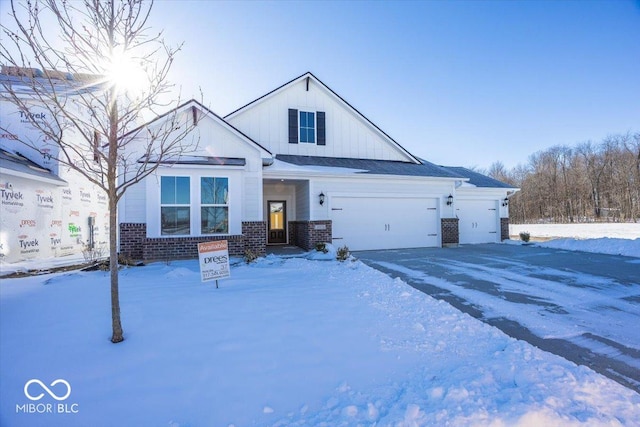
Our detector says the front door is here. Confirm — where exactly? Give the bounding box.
[268,201,287,244]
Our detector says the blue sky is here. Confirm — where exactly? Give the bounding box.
[5,0,639,169]
[152,0,639,169]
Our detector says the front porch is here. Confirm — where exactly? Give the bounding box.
[264,179,332,251]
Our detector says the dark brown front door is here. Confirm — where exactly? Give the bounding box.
[268,201,287,244]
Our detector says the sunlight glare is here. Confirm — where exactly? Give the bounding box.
[107,48,147,96]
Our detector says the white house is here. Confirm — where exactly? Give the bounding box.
[118,72,517,260]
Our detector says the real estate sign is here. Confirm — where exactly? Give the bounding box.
[197,240,230,284]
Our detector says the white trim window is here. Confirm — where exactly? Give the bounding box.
[299,111,316,143]
[160,176,190,235]
[200,177,229,234]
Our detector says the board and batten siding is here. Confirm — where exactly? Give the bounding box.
[227,78,412,162]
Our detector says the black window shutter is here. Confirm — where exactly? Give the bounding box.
[288,109,298,144]
[317,111,326,146]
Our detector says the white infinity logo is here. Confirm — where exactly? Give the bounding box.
[24,379,71,401]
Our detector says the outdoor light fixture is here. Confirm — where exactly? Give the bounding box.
[319,192,325,206]
[502,197,509,207]
[446,194,453,206]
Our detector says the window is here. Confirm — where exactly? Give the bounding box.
[299,111,315,143]
[161,176,190,235]
[289,109,325,145]
[201,177,229,234]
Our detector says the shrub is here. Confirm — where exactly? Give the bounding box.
[519,231,531,242]
[244,249,258,264]
[315,242,328,253]
[336,245,350,262]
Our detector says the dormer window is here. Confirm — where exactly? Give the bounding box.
[288,108,326,145]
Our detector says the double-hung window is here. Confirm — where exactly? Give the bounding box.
[161,176,190,235]
[299,111,315,143]
[201,177,229,234]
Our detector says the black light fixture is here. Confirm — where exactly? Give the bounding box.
[446,194,453,206]
[502,197,509,207]
[319,191,325,206]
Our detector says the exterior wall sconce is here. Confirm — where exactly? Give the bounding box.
[502,197,509,207]
[446,194,453,206]
[319,191,325,206]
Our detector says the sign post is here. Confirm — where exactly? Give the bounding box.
[197,240,230,288]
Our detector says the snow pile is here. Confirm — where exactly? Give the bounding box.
[536,237,640,258]
[1,257,638,426]
[508,223,640,258]
[510,222,640,240]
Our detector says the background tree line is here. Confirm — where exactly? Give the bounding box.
[482,132,640,224]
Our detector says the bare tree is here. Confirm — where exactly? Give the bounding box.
[1,0,199,343]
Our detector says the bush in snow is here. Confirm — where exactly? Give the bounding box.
[244,249,258,264]
[315,242,329,254]
[336,245,351,262]
[519,231,531,242]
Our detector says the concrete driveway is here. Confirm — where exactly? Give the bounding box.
[356,244,640,393]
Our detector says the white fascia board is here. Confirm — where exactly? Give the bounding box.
[0,166,68,186]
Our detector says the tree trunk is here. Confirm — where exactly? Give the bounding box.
[109,192,123,343]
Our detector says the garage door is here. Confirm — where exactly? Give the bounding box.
[330,196,439,251]
[456,200,499,244]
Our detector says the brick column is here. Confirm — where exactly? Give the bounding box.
[500,218,510,241]
[119,223,146,261]
[242,221,266,257]
[290,220,332,250]
[441,218,459,247]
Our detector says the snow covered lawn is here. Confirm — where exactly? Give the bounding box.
[510,223,640,258]
[1,254,639,426]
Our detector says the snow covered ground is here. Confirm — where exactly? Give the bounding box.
[1,240,639,426]
[510,223,640,258]
[510,222,640,240]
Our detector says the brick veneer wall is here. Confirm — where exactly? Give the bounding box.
[500,217,510,241]
[290,220,332,250]
[242,221,266,257]
[441,218,459,246]
[119,221,267,261]
[119,223,146,260]
[143,235,244,261]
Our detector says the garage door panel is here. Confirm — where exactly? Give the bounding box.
[331,196,439,251]
[456,200,499,244]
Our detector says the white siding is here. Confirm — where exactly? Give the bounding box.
[227,78,413,162]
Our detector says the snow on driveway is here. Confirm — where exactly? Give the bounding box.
[358,242,640,395]
[1,255,639,426]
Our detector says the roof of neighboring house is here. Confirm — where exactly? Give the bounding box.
[0,148,67,185]
[441,166,516,188]
[275,155,465,179]
[225,72,420,164]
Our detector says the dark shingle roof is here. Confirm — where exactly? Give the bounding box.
[0,148,67,185]
[441,166,516,188]
[276,155,464,179]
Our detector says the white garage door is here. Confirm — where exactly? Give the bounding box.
[330,196,439,251]
[456,200,499,244]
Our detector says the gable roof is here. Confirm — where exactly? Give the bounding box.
[441,166,516,188]
[122,99,272,156]
[224,72,420,164]
[276,155,464,179]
